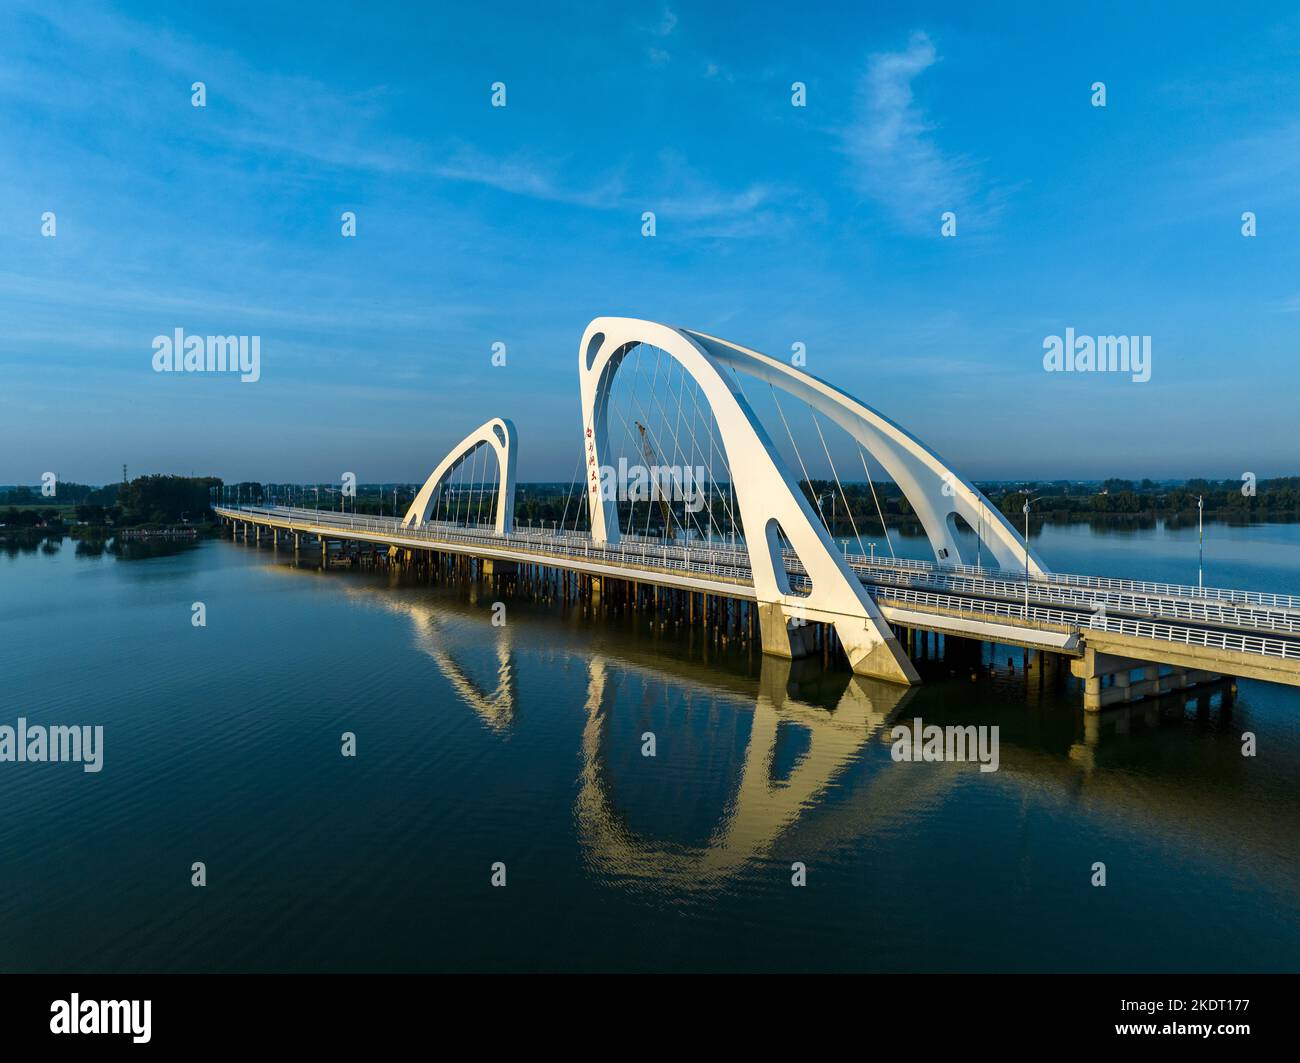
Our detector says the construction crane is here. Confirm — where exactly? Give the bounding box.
[634,421,676,540]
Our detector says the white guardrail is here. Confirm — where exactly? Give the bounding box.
[215,505,1300,661]
[869,586,1300,661]
[852,565,1300,636]
[844,551,1300,611]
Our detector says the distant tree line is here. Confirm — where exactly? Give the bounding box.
[985,477,1300,519]
[0,481,121,507]
[0,475,223,530]
[4,474,1297,537]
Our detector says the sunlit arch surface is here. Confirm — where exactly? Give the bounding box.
[403,417,517,534]
[580,318,1047,574]
[579,317,1048,683]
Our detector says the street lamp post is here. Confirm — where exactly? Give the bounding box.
[1023,499,1030,613]
[1022,491,1041,615]
[1198,495,1204,592]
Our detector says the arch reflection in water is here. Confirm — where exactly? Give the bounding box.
[340,577,927,884]
[409,611,517,733]
[345,585,519,732]
[577,655,916,887]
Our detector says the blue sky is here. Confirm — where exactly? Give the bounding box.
[2,0,1298,484]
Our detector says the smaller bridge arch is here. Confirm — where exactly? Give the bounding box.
[402,417,518,535]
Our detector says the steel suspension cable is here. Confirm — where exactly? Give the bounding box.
[769,382,823,522]
[628,348,705,542]
[679,373,740,540]
[558,447,584,532]
[811,409,866,559]
[858,445,896,559]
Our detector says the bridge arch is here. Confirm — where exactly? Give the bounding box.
[402,417,517,535]
[578,317,1047,683]
[580,318,920,682]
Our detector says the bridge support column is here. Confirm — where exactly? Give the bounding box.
[757,603,815,660]
[756,602,916,683]
[1073,649,1223,712]
[833,617,918,683]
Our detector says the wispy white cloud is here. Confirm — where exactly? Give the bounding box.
[840,32,992,234]
[4,2,771,234]
[432,146,780,228]
[431,148,626,209]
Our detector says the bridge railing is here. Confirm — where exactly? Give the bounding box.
[855,563,1300,636]
[216,505,1300,660]
[216,505,754,584]
[769,543,1300,636]
[871,586,1300,661]
[217,503,1300,611]
[836,551,1300,612]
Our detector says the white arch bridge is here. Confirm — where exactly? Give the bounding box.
[216,316,1300,708]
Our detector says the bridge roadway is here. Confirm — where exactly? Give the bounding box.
[215,504,1300,693]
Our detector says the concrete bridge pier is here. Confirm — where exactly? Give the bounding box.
[1072,648,1222,712]
[757,602,816,661]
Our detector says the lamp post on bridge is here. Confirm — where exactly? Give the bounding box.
[1198,495,1204,593]
[1021,491,1041,616]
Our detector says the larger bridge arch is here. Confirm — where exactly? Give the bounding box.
[580,318,921,682]
[578,317,1048,683]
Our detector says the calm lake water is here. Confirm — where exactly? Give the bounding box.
[1,520,1297,972]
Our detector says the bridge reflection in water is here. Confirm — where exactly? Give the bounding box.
[317,568,1295,898]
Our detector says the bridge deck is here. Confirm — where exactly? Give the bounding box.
[215,504,1300,687]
